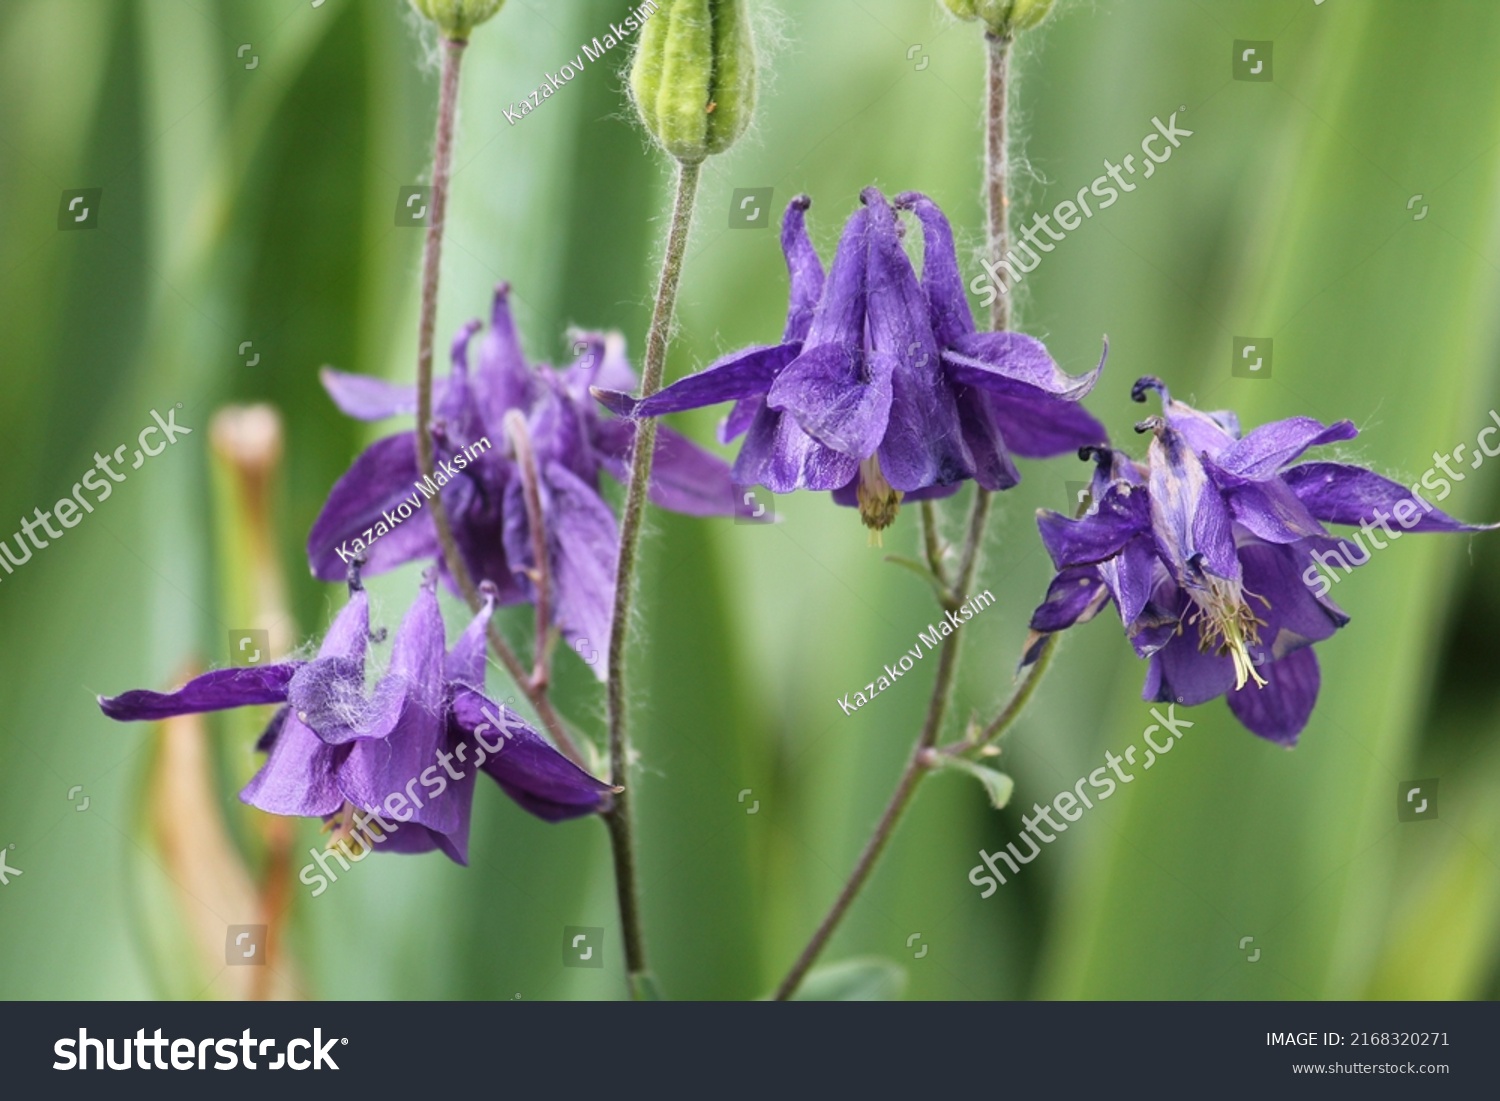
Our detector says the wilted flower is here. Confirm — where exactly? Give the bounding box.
[308,284,740,677]
[99,570,615,863]
[597,189,1106,537]
[1026,378,1492,744]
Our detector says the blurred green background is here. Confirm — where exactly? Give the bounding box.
[3,0,1500,1001]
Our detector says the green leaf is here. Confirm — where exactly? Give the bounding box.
[790,958,907,1001]
[883,554,945,592]
[939,757,1015,810]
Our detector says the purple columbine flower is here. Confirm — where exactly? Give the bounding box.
[1026,377,1492,744]
[596,189,1107,536]
[307,284,741,676]
[99,570,615,863]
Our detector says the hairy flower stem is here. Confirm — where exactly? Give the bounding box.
[414,39,465,602]
[919,501,951,591]
[409,38,584,768]
[605,158,702,994]
[985,33,1012,332]
[953,33,1013,583]
[979,634,1054,743]
[773,33,1025,1001]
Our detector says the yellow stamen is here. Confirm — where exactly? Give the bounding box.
[1188,576,1268,690]
[856,454,902,544]
[323,800,383,860]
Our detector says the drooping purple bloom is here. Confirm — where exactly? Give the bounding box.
[99,571,615,863]
[308,284,741,676]
[596,189,1107,535]
[1026,378,1492,744]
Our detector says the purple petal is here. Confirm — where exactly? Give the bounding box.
[591,332,637,394]
[943,334,1105,402]
[285,656,387,746]
[437,318,488,444]
[338,710,488,866]
[542,462,619,679]
[1215,416,1358,480]
[320,368,418,421]
[297,582,443,748]
[956,387,1020,491]
[1037,483,1151,568]
[721,393,761,443]
[865,190,970,491]
[306,433,441,582]
[1146,616,1238,707]
[1147,425,1238,583]
[334,585,458,835]
[99,663,300,722]
[896,191,975,347]
[474,283,536,426]
[988,392,1108,459]
[874,368,970,490]
[1083,445,1147,495]
[1098,533,1166,627]
[769,341,892,458]
[613,344,797,419]
[358,720,479,863]
[240,710,346,818]
[1240,541,1348,656]
[447,588,498,691]
[1029,566,1110,632]
[588,414,634,483]
[563,332,635,403]
[1132,377,1238,458]
[767,207,885,454]
[529,376,595,487]
[1227,646,1320,746]
[892,482,964,503]
[100,590,371,723]
[451,689,616,822]
[442,456,522,601]
[733,402,860,493]
[368,819,468,864]
[562,332,608,401]
[318,586,374,662]
[1220,473,1329,544]
[648,426,739,516]
[801,204,869,348]
[1283,461,1493,533]
[781,196,825,343]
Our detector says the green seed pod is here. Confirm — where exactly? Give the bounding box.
[409,0,505,41]
[942,0,1055,37]
[630,0,756,164]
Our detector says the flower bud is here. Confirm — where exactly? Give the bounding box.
[942,0,1054,37]
[409,0,505,41]
[630,0,756,164]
